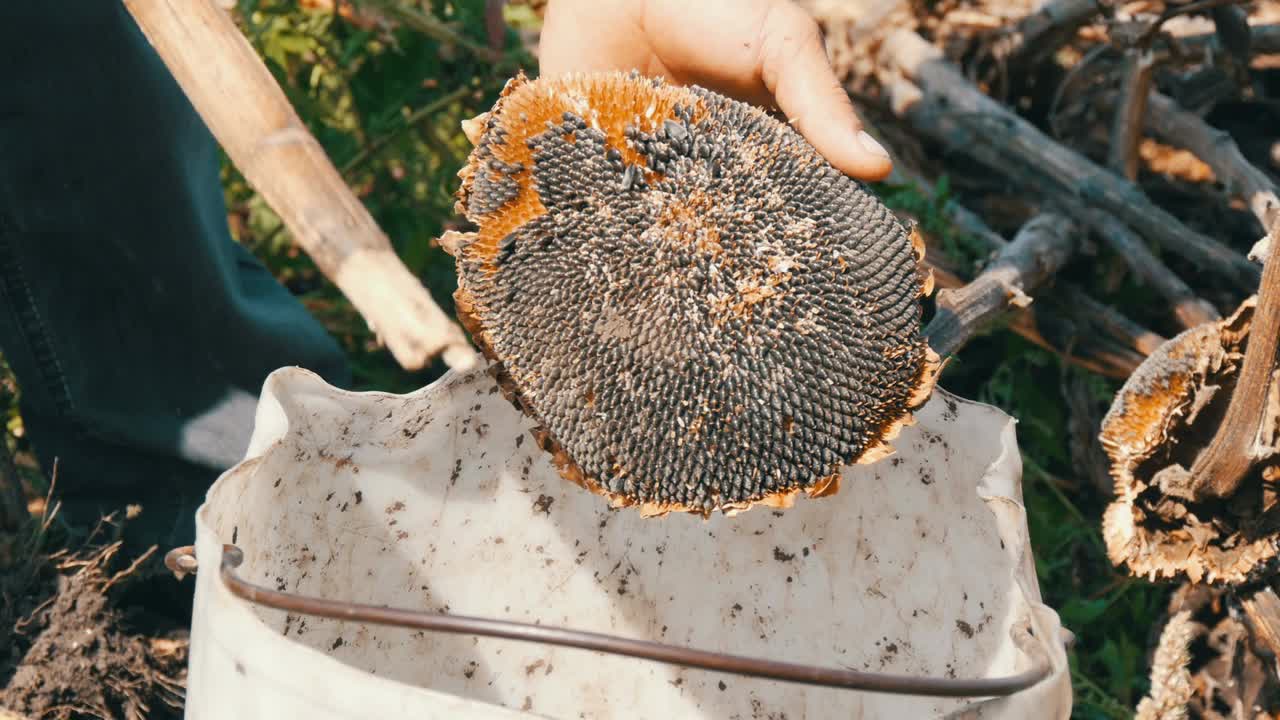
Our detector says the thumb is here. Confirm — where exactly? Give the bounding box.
[757,2,893,182]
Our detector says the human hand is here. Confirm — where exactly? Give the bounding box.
[536,0,893,182]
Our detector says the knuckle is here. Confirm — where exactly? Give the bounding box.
[761,6,823,69]
[777,4,823,47]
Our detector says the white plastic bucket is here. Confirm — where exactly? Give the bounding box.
[183,364,1072,719]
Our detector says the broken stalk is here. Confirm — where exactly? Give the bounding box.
[1190,217,1280,499]
[1107,49,1156,181]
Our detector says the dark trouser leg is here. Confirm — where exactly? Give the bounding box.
[0,2,352,549]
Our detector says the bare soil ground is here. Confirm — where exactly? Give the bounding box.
[1,508,191,720]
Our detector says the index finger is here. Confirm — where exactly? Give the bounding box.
[756,2,893,181]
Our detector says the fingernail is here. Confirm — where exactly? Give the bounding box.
[857,130,890,159]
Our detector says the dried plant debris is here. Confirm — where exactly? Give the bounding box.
[447,71,939,518]
[797,0,922,87]
[1100,297,1280,585]
[1137,584,1280,719]
[1,521,188,720]
[1135,608,1197,720]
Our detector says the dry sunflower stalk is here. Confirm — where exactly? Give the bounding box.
[442,71,940,518]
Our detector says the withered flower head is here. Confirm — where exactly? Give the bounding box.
[447,71,939,518]
[1101,297,1280,584]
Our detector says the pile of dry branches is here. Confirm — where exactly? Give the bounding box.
[808,0,1277,367]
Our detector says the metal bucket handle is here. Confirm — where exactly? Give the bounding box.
[166,544,1067,700]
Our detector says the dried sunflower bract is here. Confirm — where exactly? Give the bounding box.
[446,71,940,518]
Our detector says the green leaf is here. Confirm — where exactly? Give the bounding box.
[339,29,376,66]
[1059,597,1110,627]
